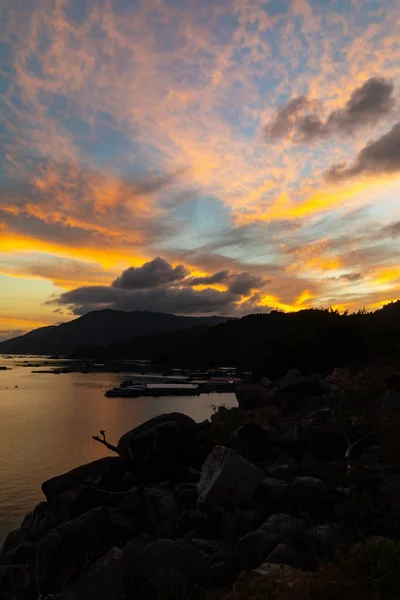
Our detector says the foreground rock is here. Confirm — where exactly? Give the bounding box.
[197,445,264,508]
[3,368,400,599]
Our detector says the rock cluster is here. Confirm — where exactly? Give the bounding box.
[1,369,400,599]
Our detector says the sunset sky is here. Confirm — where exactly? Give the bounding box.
[1,0,400,340]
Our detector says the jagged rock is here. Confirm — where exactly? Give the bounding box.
[261,513,306,541]
[118,487,142,512]
[118,413,200,482]
[144,486,178,538]
[131,539,206,598]
[252,561,286,577]
[35,507,118,596]
[265,543,298,566]
[124,533,152,555]
[236,530,278,570]
[198,446,264,508]
[53,547,126,600]
[230,423,275,463]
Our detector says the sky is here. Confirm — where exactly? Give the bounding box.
[0,0,400,341]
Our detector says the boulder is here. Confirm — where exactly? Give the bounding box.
[143,486,178,538]
[198,446,264,509]
[220,509,261,542]
[130,539,206,599]
[306,524,343,559]
[290,476,328,509]
[236,530,278,570]
[53,547,127,600]
[41,457,127,521]
[381,388,400,416]
[42,457,126,499]
[0,564,35,600]
[278,378,326,399]
[35,507,118,596]
[261,513,306,542]
[230,423,275,463]
[265,543,298,566]
[118,413,199,482]
[257,477,289,505]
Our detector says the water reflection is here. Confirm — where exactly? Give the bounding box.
[0,361,237,543]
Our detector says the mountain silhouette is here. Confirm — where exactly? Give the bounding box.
[0,310,229,355]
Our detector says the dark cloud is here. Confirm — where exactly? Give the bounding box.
[51,258,270,316]
[340,272,364,282]
[265,78,395,142]
[266,96,310,139]
[54,286,237,316]
[112,257,189,289]
[381,220,400,238]
[227,272,267,295]
[326,121,400,182]
[187,270,230,286]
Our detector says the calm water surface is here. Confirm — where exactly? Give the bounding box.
[0,357,237,544]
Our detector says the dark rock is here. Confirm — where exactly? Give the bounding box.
[35,507,118,596]
[264,543,298,566]
[42,457,127,521]
[289,476,328,511]
[263,463,292,478]
[381,389,400,415]
[53,547,126,600]
[118,413,200,482]
[306,524,343,559]
[0,527,32,558]
[300,414,348,462]
[230,423,275,463]
[144,486,178,538]
[191,538,227,555]
[109,507,142,543]
[175,482,198,508]
[257,477,289,505]
[0,564,35,600]
[208,560,238,587]
[220,509,261,542]
[261,513,306,542]
[236,383,284,411]
[236,530,278,570]
[278,377,326,399]
[130,539,206,599]
[118,487,142,512]
[198,446,264,509]
[186,467,201,483]
[42,457,126,498]
[124,533,152,554]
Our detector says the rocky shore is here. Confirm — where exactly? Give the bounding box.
[2,368,400,599]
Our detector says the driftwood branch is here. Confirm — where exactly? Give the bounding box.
[92,430,121,455]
